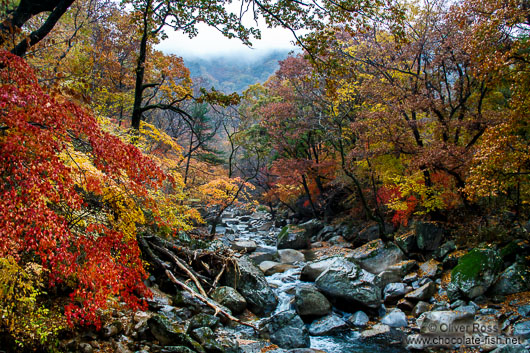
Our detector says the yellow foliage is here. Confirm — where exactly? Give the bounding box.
[0,257,66,348]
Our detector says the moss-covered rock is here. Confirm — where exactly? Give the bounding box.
[450,248,502,299]
[210,286,246,315]
[148,315,205,353]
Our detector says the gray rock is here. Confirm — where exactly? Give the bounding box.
[308,313,349,336]
[348,240,404,274]
[231,240,257,253]
[418,259,442,279]
[490,345,530,353]
[349,311,369,327]
[277,225,310,250]
[147,315,205,352]
[300,257,340,282]
[386,260,418,277]
[383,283,410,302]
[417,310,474,335]
[490,261,530,296]
[434,241,456,260]
[278,249,305,264]
[188,313,220,331]
[354,224,380,246]
[190,327,225,353]
[259,261,281,274]
[268,311,310,349]
[513,320,530,338]
[405,282,436,301]
[210,286,247,315]
[223,256,278,316]
[517,305,530,317]
[451,248,502,299]
[248,252,277,265]
[395,231,417,254]
[381,308,408,328]
[315,259,382,309]
[298,219,324,239]
[294,286,331,319]
[360,324,405,344]
[397,298,415,312]
[412,301,431,317]
[415,221,445,251]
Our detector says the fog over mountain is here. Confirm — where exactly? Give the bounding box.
[183,49,293,93]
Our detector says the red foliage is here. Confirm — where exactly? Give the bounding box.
[0,51,160,328]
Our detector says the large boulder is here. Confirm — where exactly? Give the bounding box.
[277,225,310,250]
[231,240,257,253]
[315,259,381,309]
[300,257,341,282]
[450,248,502,299]
[490,261,530,296]
[395,231,417,255]
[210,287,247,315]
[267,311,310,349]
[308,313,349,336]
[383,283,411,303]
[294,286,332,319]
[348,240,404,274]
[223,256,278,316]
[415,221,445,251]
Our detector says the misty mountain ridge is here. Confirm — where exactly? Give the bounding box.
[184,49,292,93]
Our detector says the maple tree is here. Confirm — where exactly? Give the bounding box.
[0,49,198,335]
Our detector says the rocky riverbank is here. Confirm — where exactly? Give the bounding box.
[58,208,530,353]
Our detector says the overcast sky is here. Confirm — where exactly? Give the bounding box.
[157,23,301,59]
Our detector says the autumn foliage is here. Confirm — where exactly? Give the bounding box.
[0,50,183,328]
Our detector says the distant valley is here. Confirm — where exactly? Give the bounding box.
[184,49,292,93]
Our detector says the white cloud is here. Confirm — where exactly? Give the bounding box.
[157,23,302,58]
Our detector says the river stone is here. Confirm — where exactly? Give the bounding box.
[412,301,431,317]
[249,252,277,265]
[223,256,278,316]
[381,308,408,328]
[277,225,309,250]
[513,320,530,338]
[415,221,445,251]
[210,286,247,315]
[417,310,474,335]
[294,286,331,319]
[147,315,205,352]
[315,258,381,309]
[267,311,310,349]
[383,283,410,302]
[264,263,296,276]
[418,259,442,279]
[405,281,436,301]
[450,248,502,299]
[231,240,257,253]
[349,311,369,327]
[278,249,305,264]
[259,261,281,274]
[360,324,405,344]
[387,260,418,277]
[397,298,415,312]
[300,257,340,282]
[490,261,530,296]
[348,240,404,274]
[308,313,349,336]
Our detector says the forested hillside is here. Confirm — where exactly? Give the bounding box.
[185,50,290,92]
[1,0,529,352]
